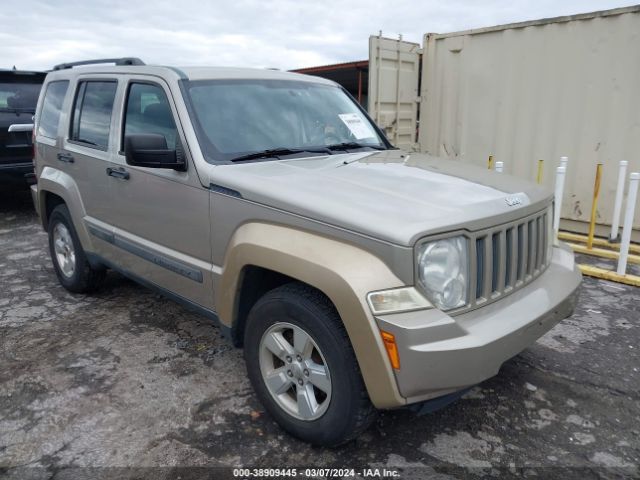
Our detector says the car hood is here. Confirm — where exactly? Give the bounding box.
[207,150,552,246]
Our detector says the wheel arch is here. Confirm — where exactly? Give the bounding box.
[41,191,66,229]
[36,167,91,249]
[216,222,407,408]
[230,265,299,347]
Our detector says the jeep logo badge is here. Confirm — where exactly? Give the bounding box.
[505,195,523,207]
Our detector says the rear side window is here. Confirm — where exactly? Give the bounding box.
[70,81,117,149]
[38,81,69,138]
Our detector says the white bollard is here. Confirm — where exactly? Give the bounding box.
[553,166,567,240]
[560,156,568,170]
[617,172,640,275]
[610,160,628,241]
[495,161,504,173]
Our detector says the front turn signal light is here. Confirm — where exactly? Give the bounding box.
[380,330,400,369]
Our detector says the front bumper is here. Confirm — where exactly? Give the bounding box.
[375,244,581,405]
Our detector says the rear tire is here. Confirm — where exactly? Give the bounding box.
[48,204,105,293]
[244,282,377,446]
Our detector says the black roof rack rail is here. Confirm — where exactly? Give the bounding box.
[53,57,145,71]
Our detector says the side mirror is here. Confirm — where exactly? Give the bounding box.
[124,133,186,171]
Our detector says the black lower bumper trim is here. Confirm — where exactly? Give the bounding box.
[407,387,473,415]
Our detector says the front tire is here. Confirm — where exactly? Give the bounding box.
[48,204,105,293]
[244,283,377,446]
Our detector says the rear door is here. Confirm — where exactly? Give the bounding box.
[63,77,121,260]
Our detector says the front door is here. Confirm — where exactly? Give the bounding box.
[100,78,214,310]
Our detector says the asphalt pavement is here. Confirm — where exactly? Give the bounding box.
[1,186,638,480]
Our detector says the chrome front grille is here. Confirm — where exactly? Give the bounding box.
[467,207,551,311]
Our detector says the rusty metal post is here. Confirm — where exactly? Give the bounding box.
[586,163,603,250]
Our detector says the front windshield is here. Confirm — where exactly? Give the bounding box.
[184,79,386,162]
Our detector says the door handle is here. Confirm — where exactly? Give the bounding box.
[57,153,75,163]
[106,167,130,180]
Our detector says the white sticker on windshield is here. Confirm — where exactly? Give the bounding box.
[338,113,374,140]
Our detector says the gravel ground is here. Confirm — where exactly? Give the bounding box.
[0,186,638,480]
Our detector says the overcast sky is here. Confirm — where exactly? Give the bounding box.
[1,0,636,71]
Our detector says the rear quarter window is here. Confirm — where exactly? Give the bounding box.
[38,81,69,139]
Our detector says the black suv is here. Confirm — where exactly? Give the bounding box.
[0,69,45,185]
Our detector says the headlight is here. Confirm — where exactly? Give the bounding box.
[417,236,469,311]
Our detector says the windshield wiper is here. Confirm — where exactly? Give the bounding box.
[230,147,329,163]
[326,142,386,151]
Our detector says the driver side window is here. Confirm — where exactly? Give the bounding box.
[123,83,177,150]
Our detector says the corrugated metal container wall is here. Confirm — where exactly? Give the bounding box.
[368,36,421,150]
[418,7,640,229]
